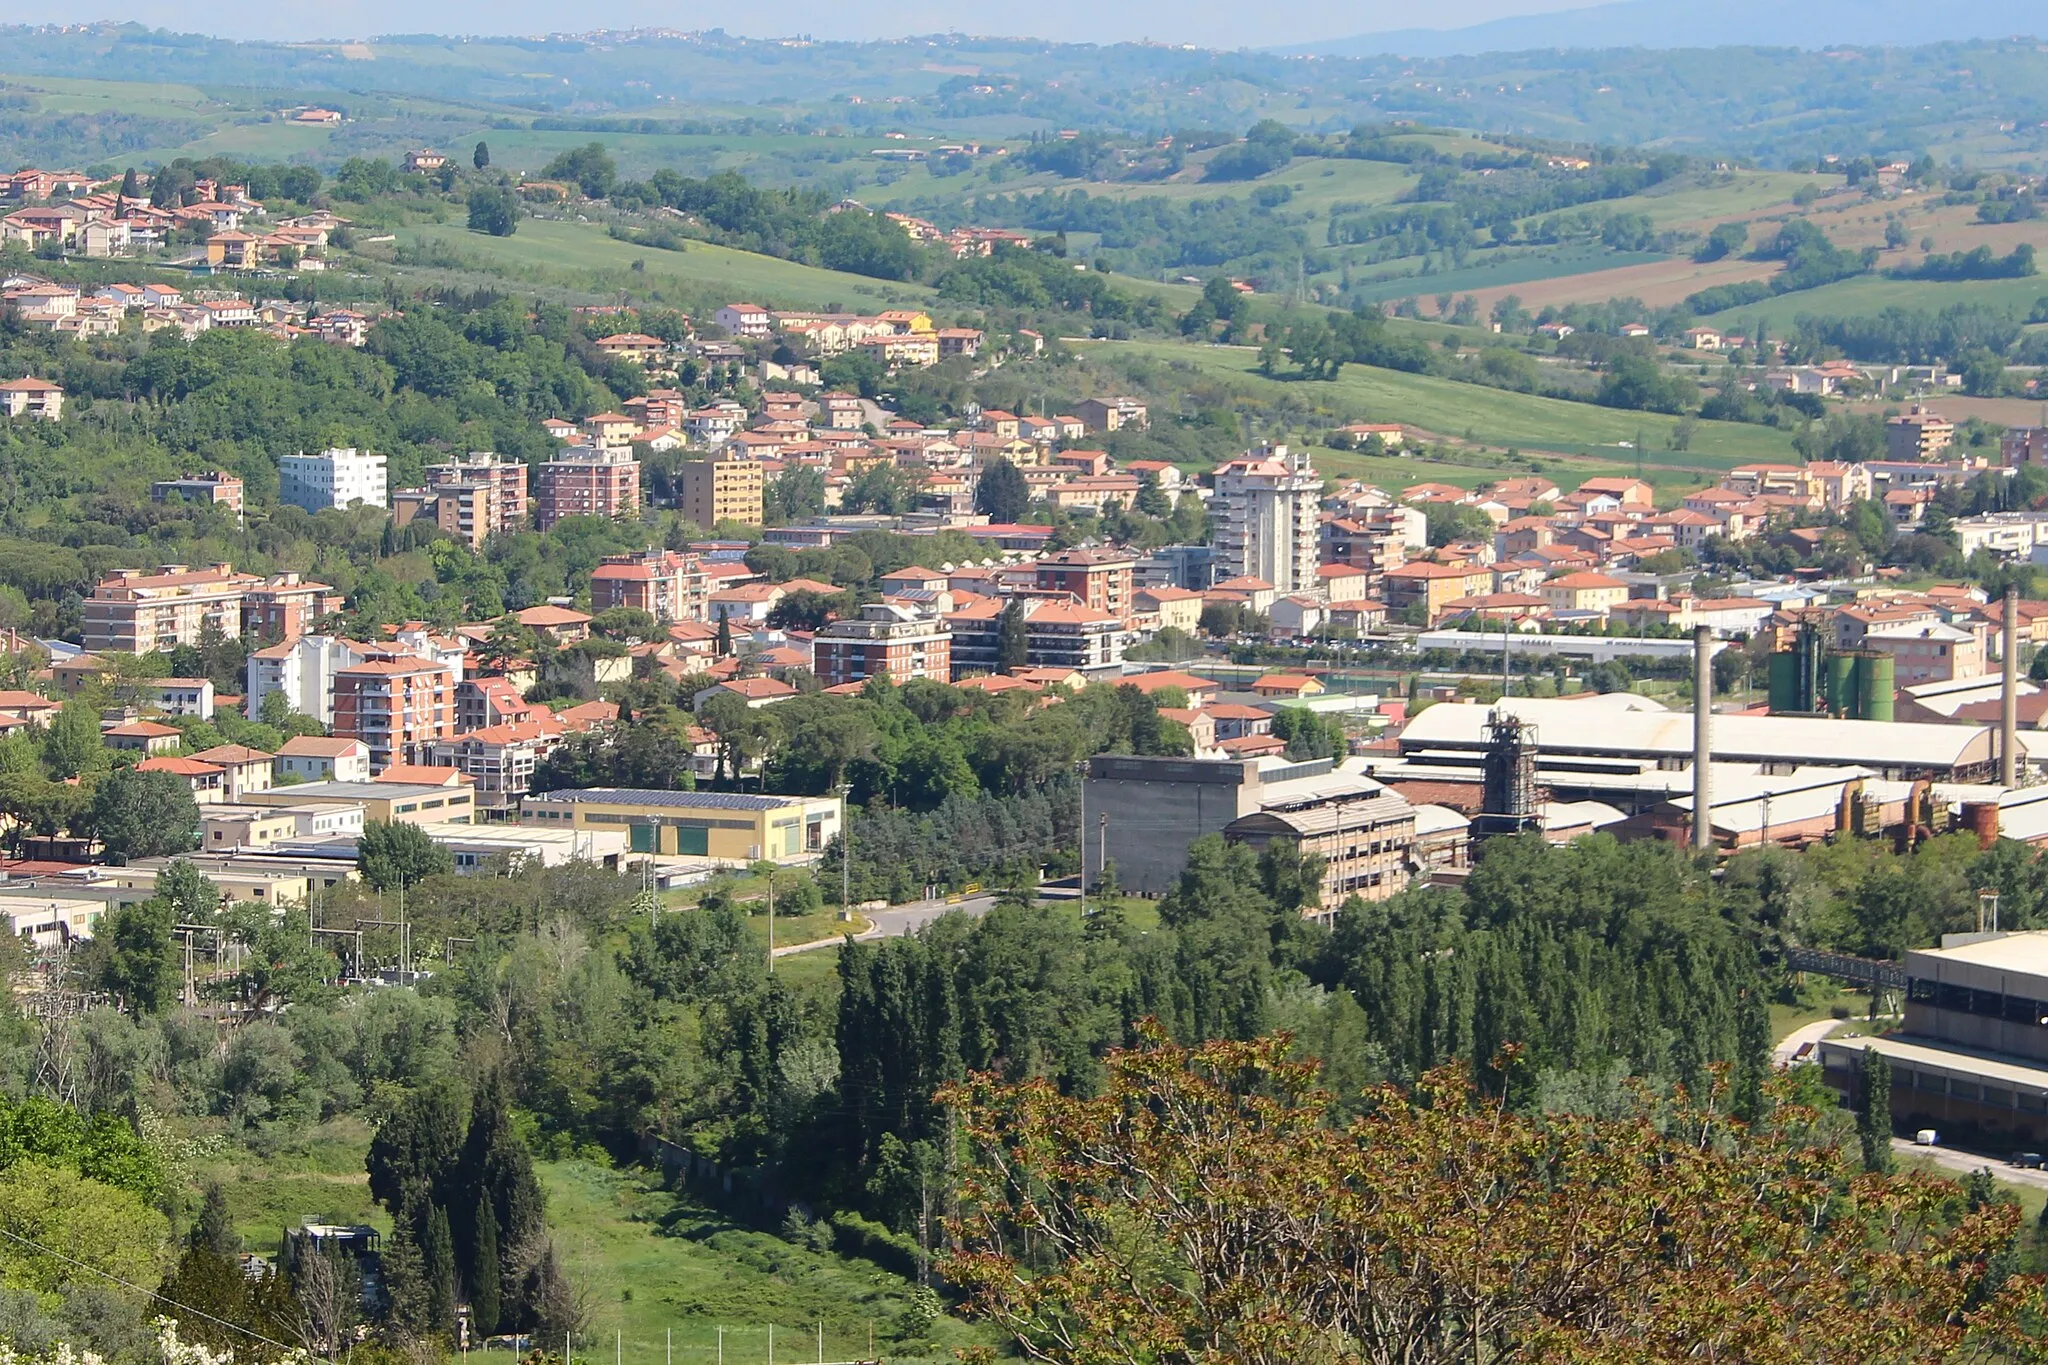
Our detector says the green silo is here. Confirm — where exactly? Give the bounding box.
[1768,652,1798,713]
[1857,651,1894,723]
[1826,654,1856,718]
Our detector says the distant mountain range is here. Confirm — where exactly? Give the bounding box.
[1281,0,2044,57]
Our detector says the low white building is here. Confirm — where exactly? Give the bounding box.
[274,735,373,785]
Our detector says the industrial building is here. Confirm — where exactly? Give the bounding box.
[1084,754,1419,908]
[519,787,841,862]
[1389,695,2029,787]
[1820,931,2048,1146]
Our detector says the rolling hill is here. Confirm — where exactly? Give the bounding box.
[1289,0,2043,58]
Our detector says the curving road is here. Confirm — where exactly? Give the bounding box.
[770,890,999,956]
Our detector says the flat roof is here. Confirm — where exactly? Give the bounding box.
[1399,696,1996,770]
[523,787,824,812]
[277,781,471,802]
[1910,930,2048,978]
[1822,1032,2048,1094]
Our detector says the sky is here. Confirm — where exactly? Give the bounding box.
[0,0,1593,49]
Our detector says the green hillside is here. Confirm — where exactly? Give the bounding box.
[1084,339,1800,474]
[1704,273,2048,329]
[398,218,937,312]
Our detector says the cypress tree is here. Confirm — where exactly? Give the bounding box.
[195,1179,239,1256]
[423,1202,457,1332]
[1858,1046,1894,1173]
[1732,989,1769,1125]
[379,1209,430,1335]
[473,140,491,171]
[715,607,732,657]
[996,598,1028,672]
[470,1198,501,1336]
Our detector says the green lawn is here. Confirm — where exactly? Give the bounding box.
[541,1161,990,1365]
[399,218,935,312]
[1082,338,1800,472]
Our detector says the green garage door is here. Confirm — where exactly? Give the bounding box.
[677,825,709,857]
[630,823,655,854]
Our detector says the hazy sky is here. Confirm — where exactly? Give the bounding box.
[0,0,1593,48]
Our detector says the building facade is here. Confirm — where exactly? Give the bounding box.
[536,447,641,530]
[330,658,457,772]
[279,447,388,511]
[1819,932,2048,1146]
[1213,444,1321,595]
[1034,548,1136,619]
[520,787,841,862]
[84,563,259,654]
[814,604,952,687]
[590,549,707,623]
[679,452,765,530]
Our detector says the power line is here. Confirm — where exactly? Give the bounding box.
[0,1224,306,1358]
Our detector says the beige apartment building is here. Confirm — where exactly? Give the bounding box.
[679,452,765,529]
[83,563,259,653]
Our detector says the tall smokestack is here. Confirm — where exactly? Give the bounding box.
[1694,625,1713,852]
[2002,585,2020,788]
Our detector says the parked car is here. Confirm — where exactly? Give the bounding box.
[2013,1151,2045,1169]
[1914,1129,1939,1146]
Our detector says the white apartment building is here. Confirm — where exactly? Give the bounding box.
[246,635,366,726]
[279,447,388,512]
[1212,444,1323,595]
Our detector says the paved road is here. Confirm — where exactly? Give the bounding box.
[1775,1019,1840,1066]
[1894,1137,2048,1192]
[771,891,998,956]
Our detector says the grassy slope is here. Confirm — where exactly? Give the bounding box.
[195,1117,388,1256]
[541,1161,988,1365]
[1704,273,2048,330]
[1085,338,1799,475]
[400,218,937,312]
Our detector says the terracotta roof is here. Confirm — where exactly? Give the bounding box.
[277,736,366,757]
[104,720,180,738]
[718,677,798,701]
[516,605,593,627]
[189,744,274,764]
[136,756,222,776]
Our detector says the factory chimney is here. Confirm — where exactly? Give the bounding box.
[2002,585,2020,788]
[1693,625,1713,852]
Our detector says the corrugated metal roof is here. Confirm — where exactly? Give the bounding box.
[1400,697,1993,769]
